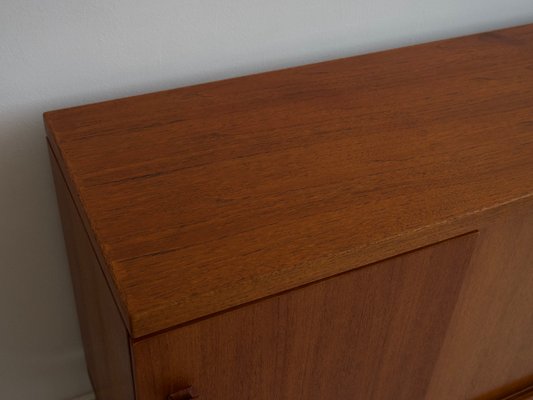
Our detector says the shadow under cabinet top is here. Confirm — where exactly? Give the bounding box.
[45,24,533,339]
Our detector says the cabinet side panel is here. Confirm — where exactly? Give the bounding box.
[133,233,477,400]
[49,146,135,400]
[427,211,533,400]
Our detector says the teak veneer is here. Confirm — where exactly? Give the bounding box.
[46,24,533,400]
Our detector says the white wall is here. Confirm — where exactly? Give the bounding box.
[0,1,531,399]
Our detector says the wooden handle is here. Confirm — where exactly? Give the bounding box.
[168,386,199,400]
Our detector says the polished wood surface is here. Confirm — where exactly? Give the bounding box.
[44,24,533,337]
[50,149,135,400]
[131,210,533,400]
[501,384,533,400]
[427,211,533,400]
[132,233,476,400]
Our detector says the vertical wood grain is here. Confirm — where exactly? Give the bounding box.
[50,147,135,400]
[427,211,533,400]
[132,233,477,400]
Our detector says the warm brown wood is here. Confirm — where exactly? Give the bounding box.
[504,389,533,400]
[474,376,533,400]
[506,393,533,400]
[49,148,135,400]
[426,211,533,400]
[168,386,200,400]
[132,233,477,400]
[44,24,533,338]
[46,23,533,400]
[499,383,533,400]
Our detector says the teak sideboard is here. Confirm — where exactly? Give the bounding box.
[45,24,533,400]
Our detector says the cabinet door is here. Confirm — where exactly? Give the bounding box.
[132,232,476,400]
[426,211,533,400]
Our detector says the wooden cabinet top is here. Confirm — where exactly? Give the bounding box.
[45,24,533,338]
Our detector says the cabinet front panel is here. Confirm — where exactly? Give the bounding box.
[426,211,533,400]
[132,233,476,400]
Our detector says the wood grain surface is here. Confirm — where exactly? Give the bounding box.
[50,149,135,400]
[500,384,533,400]
[132,233,477,400]
[426,211,533,400]
[45,24,533,337]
